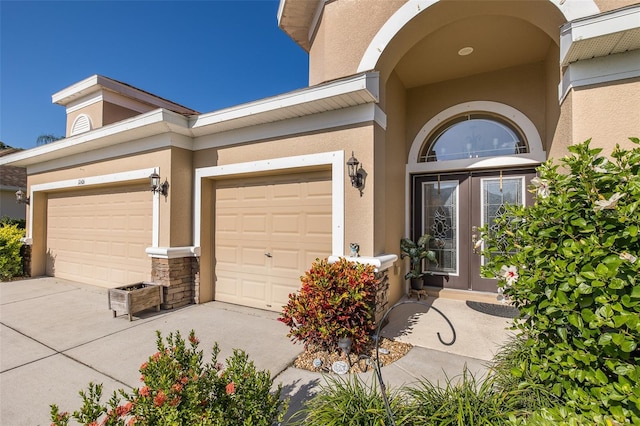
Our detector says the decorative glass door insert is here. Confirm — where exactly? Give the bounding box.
[414,169,535,292]
[422,180,458,275]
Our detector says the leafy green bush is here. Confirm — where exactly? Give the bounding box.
[482,139,640,423]
[50,330,287,426]
[0,215,26,229]
[0,223,25,280]
[279,257,378,354]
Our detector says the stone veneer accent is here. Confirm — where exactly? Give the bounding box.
[151,257,198,309]
[20,243,31,277]
[374,269,390,326]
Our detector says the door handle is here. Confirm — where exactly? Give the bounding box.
[471,234,480,254]
[264,253,272,258]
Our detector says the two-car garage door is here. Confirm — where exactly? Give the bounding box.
[46,184,152,288]
[214,170,332,312]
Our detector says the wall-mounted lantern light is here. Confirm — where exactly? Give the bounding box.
[149,172,169,197]
[15,189,30,205]
[347,151,364,195]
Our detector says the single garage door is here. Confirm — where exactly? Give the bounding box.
[46,184,153,288]
[214,170,332,312]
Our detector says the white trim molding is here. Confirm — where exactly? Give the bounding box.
[146,246,201,259]
[194,151,345,257]
[28,168,160,248]
[357,0,600,73]
[559,50,640,102]
[407,101,545,173]
[328,254,398,273]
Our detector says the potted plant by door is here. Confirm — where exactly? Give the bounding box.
[400,234,437,290]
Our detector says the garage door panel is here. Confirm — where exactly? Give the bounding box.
[243,214,268,233]
[46,184,152,288]
[270,249,301,270]
[242,247,269,266]
[215,170,332,311]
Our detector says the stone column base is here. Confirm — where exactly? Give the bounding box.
[151,257,199,309]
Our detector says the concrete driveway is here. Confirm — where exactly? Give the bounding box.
[0,277,304,425]
[1,277,513,425]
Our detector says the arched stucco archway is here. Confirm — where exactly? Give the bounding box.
[357,0,600,76]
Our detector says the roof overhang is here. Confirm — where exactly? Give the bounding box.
[0,72,380,168]
[560,4,640,67]
[277,0,323,52]
[52,74,199,115]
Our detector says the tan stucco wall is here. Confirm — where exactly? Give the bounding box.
[571,78,640,153]
[103,102,143,127]
[66,102,102,137]
[380,71,408,305]
[594,0,638,12]
[168,147,193,247]
[405,62,547,152]
[309,0,404,85]
[550,90,574,161]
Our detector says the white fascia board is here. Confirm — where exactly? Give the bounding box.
[308,0,327,42]
[560,5,640,66]
[193,103,385,151]
[25,133,192,175]
[52,75,101,105]
[559,50,640,102]
[53,75,197,114]
[0,109,191,168]
[277,0,286,24]
[190,72,379,130]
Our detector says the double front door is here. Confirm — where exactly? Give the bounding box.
[412,169,535,292]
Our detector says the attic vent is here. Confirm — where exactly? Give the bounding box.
[70,114,92,135]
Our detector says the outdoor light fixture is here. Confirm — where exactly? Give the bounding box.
[15,189,30,205]
[149,172,169,197]
[347,151,364,194]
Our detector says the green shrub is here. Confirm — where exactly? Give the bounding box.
[482,138,640,423]
[0,215,26,229]
[0,223,25,280]
[279,257,378,354]
[50,330,287,426]
[489,334,559,414]
[402,368,520,426]
[291,375,408,426]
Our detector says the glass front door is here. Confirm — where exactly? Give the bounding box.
[413,169,535,292]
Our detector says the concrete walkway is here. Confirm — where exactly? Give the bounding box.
[0,278,514,425]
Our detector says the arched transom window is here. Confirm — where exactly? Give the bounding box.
[420,114,528,162]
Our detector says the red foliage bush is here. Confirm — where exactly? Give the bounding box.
[279,258,378,354]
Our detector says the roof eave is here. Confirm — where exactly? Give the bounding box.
[560,4,640,66]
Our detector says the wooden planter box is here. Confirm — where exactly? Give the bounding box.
[108,282,163,321]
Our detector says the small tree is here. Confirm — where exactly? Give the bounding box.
[279,258,378,354]
[482,138,640,423]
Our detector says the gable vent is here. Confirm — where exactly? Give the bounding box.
[70,114,92,135]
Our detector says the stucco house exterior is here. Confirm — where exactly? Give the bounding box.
[1,0,638,313]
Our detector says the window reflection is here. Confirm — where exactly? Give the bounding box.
[421,115,528,162]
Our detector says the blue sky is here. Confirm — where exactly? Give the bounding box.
[0,0,309,150]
